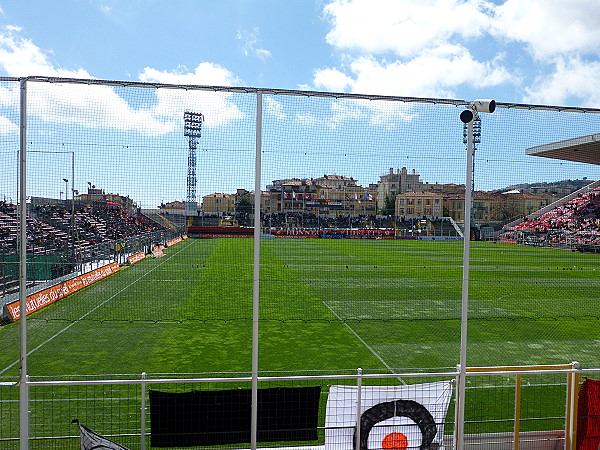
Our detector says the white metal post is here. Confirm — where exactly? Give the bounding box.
[456,117,474,450]
[355,368,363,450]
[19,78,29,450]
[141,372,147,450]
[251,91,263,450]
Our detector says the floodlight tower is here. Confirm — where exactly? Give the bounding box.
[183,111,204,216]
[463,116,481,234]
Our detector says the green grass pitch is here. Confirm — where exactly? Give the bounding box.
[0,238,599,445]
[1,237,600,377]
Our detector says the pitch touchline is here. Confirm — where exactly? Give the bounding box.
[0,242,193,376]
[322,300,407,385]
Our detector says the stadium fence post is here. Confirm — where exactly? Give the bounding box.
[355,368,363,450]
[565,361,580,450]
[514,373,522,450]
[456,113,475,450]
[141,372,147,450]
[250,90,263,450]
[18,77,30,450]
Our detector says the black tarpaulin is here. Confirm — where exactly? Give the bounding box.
[149,386,321,447]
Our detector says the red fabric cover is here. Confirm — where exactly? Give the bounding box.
[577,378,600,450]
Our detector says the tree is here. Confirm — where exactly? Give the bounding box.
[380,195,396,216]
[235,197,253,214]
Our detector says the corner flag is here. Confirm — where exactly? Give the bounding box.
[72,420,130,450]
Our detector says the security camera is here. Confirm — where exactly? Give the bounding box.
[460,109,475,124]
[469,99,496,114]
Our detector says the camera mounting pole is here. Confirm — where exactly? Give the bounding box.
[456,99,495,450]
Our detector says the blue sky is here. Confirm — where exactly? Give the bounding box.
[1,0,600,207]
[2,0,600,104]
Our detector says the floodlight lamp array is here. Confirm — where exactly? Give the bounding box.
[184,111,204,137]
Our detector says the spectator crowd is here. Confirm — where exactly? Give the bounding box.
[0,201,167,256]
[500,187,600,247]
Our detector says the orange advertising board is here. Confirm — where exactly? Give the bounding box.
[152,246,165,258]
[4,262,120,322]
[128,251,146,265]
[166,236,182,247]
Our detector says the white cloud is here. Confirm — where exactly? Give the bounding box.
[28,82,176,136]
[237,27,272,61]
[265,96,286,119]
[313,68,353,92]
[492,0,600,60]
[523,57,600,106]
[295,112,318,126]
[138,64,246,128]
[319,0,600,106]
[139,63,241,87]
[324,0,492,58]
[315,46,515,98]
[319,0,516,101]
[0,28,91,78]
[256,48,272,61]
[0,115,17,134]
[326,98,415,129]
[0,27,246,135]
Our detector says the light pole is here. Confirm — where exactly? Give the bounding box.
[63,178,69,202]
[183,111,204,217]
[32,150,77,264]
[456,100,495,450]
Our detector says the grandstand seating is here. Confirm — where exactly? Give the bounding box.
[500,187,600,247]
[0,201,169,295]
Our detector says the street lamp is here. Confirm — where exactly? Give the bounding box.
[63,178,69,201]
[30,150,77,271]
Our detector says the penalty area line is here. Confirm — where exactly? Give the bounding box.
[322,300,406,385]
[0,242,193,376]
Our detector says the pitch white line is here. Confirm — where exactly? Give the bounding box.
[323,300,407,385]
[0,242,192,376]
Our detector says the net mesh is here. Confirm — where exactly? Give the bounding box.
[0,78,599,380]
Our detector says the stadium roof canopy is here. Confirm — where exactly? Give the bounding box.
[526,132,600,166]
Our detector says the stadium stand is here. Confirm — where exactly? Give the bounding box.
[259,213,459,237]
[499,186,600,249]
[0,200,169,297]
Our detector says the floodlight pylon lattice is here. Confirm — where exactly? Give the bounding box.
[184,111,204,216]
[463,116,481,232]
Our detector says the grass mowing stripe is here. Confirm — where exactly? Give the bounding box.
[1,239,599,373]
[0,242,193,376]
[322,300,406,384]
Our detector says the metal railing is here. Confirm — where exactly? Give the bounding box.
[0,363,595,449]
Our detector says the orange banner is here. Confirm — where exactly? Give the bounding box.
[128,251,146,265]
[152,246,165,258]
[5,262,120,321]
[166,236,182,247]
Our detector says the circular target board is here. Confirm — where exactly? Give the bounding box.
[354,400,438,450]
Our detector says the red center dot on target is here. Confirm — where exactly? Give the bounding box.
[382,432,408,450]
